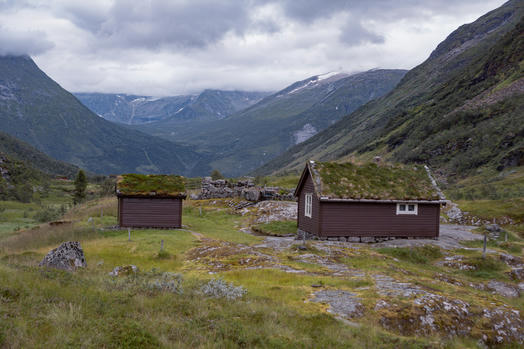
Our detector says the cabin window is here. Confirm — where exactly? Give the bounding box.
[305,193,313,218]
[396,203,418,215]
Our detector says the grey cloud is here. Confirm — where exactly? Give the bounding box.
[0,27,55,56]
[267,0,497,22]
[63,0,253,50]
[339,20,384,46]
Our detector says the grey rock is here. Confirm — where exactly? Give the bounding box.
[39,241,87,271]
[373,274,428,298]
[338,237,347,242]
[242,188,261,202]
[327,237,338,241]
[347,237,360,243]
[486,224,502,233]
[487,280,520,298]
[499,253,523,267]
[109,265,139,276]
[311,290,364,318]
[509,268,524,281]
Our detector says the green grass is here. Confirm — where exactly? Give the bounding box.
[377,245,443,265]
[1,192,523,347]
[183,205,262,245]
[463,255,507,280]
[252,220,297,236]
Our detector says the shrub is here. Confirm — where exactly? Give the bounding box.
[105,269,183,295]
[201,278,246,300]
[33,206,61,223]
[148,272,183,294]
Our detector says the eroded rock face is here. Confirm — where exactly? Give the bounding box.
[481,307,524,345]
[39,241,87,271]
[376,295,524,345]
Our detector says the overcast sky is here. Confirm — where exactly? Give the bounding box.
[0,0,507,96]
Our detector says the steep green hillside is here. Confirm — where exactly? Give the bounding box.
[257,0,523,186]
[75,90,269,125]
[0,152,47,202]
[0,56,206,176]
[138,70,406,176]
[0,131,78,177]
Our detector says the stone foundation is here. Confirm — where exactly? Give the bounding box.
[296,229,438,243]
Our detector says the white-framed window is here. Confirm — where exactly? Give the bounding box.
[305,193,313,218]
[396,203,418,215]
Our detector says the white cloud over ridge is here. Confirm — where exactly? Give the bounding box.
[0,0,507,95]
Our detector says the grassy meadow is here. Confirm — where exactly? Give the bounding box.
[0,179,523,348]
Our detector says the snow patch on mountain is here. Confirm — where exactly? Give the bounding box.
[293,123,317,144]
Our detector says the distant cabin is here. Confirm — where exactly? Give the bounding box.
[116,174,186,229]
[294,161,445,239]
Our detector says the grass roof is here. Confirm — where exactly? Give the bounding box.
[309,161,440,201]
[116,174,186,197]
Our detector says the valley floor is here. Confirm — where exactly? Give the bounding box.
[0,197,523,348]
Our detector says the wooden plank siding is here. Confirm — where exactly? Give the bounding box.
[319,202,440,238]
[297,168,320,235]
[118,197,183,228]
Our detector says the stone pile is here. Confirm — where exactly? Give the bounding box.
[197,176,294,202]
[39,241,87,271]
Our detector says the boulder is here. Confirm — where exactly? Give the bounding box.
[39,241,87,271]
[487,280,520,298]
[242,188,261,202]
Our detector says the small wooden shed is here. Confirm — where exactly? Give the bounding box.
[294,161,444,239]
[116,174,186,229]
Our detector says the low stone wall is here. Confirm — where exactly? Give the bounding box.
[197,177,294,201]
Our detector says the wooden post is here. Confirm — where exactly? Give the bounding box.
[483,232,487,259]
[505,231,508,242]
[161,239,164,251]
[101,207,103,218]
[128,228,131,242]
[199,207,202,216]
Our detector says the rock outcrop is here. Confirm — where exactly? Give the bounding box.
[39,241,87,271]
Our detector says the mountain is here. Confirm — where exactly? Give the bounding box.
[136,69,406,176]
[0,131,78,177]
[0,55,207,176]
[74,90,269,125]
[256,0,523,183]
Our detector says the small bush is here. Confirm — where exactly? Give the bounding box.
[148,272,183,294]
[108,320,160,349]
[105,269,183,295]
[466,256,506,279]
[33,206,61,223]
[155,250,172,260]
[378,245,443,264]
[201,278,246,300]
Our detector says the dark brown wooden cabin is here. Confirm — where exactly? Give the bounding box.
[294,161,445,238]
[116,174,186,229]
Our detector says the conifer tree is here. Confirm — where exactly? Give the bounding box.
[73,170,87,204]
